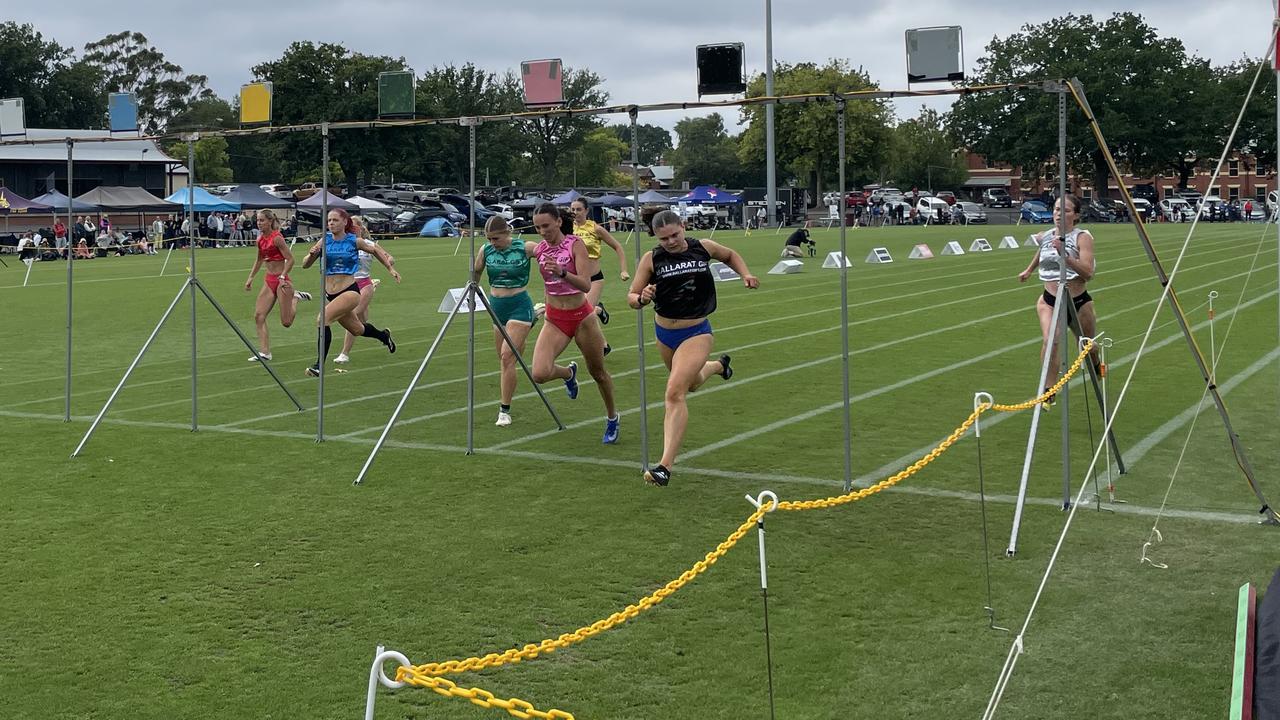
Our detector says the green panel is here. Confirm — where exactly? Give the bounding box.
[1230,582,1251,720]
[378,71,415,117]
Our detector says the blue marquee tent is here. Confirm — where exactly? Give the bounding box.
[550,189,587,205]
[675,185,742,204]
[594,193,632,208]
[635,190,674,204]
[165,187,239,212]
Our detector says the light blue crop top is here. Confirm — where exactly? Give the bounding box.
[325,232,360,276]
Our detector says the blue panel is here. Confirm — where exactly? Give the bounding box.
[108,93,139,133]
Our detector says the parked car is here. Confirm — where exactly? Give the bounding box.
[487,203,515,220]
[260,183,294,199]
[935,190,958,205]
[1159,197,1193,222]
[983,188,1013,207]
[1129,183,1159,204]
[845,191,867,207]
[429,187,460,197]
[293,182,344,201]
[916,196,951,221]
[1175,189,1203,207]
[1020,200,1053,223]
[870,186,901,201]
[957,201,987,224]
[391,208,455,234]
[1080,200,1116,223]
[440,194,495,225]
[1131,198,1155,219]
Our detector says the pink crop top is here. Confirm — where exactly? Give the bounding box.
[534,234,582,296]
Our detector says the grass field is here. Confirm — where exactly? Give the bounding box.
[3,221,1279,719]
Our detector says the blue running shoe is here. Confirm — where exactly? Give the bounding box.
[602,415,620,444]
[564,361,579,400]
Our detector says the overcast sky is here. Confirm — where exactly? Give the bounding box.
[9,1,1275,142]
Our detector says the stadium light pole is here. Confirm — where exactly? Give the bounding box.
[764,0,777,227]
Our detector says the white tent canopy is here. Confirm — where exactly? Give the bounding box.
[347,196,394,212]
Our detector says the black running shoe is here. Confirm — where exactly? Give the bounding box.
[603,343,612,356]
[644,464,671,487]
[718,354,733,380]
[597,302,610,325]
[385,329,396,354]
[305,364,320,377]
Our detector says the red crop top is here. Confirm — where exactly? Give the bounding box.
[257,230,285,262]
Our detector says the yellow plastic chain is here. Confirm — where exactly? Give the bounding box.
[390,341,1096,720]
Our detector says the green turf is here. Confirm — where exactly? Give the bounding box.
[2,222,1278,719]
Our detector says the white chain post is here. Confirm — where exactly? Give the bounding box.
[364,645,411,720]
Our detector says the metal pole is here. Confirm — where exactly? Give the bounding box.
[1057,88,1071,510]
[317,122,329,442]
[467,119,478,454]
[72,283,189,456]
[64,139,74,422]
[1068,78,1279,523]
[187,138,198,431]
[837,99,853,493]
[747,490,779,720]
[764,0,777,227]
[629,106,650,471]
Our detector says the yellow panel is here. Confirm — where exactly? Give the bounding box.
[239,82,272,125]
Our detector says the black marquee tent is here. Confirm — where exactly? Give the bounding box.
[219,184,295,209]
[75,186,180,212]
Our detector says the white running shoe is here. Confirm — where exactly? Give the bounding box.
[295,290,312,301]
[495,411,512,427]
[248,352,272,362]
[333,353,350,364]
[371,278,382,289]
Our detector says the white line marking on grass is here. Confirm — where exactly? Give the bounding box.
[0,408,1258,525]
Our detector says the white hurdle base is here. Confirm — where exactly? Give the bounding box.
[969,238,993,252]
[908,243,934,259]
[767,259,804,275]
[437,287,483,313]
[941,241,965,256]
[865,247,893,264]
[999,236,1019,249]
[710,260,741,281]
[1023,235,1039,247]
[822,251,853,268]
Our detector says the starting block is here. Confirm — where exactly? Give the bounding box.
[865,247,893,264]
[999,236,1019,249]
[437,287,483,313]
[1023,235,1040,247]
[822,251,853,268]
[908,243,934,259]
[969,238,993,252]
[941,241,965,256]
[767,259,804,275]
[709,260,741,282]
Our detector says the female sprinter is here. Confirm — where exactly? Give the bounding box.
[300,209,398,376]
[569,197,630,352]
[472,216,535,426]
[627,209,758,486]
[528,203,620,444]
[334,217,400,364]
[1017,192,1101,408]
[244,209,311,362]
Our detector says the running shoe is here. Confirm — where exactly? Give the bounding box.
[384,329,396,354]
[495,411,513,427]
[248,352,272,362]
[371,278,382,289]
[597,302,610,325]
[644,464,671,487]
[334,353,350,364]
[305,364,320,377]
[564,361,579,400]
[295,290,312,301]
[1096,362,1107,379]
[718,354,733,380]
[1040,389,1056,412]
[603,343,612,357]
[602,415,620,444]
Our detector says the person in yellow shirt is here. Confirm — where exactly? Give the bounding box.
[570,197,630,353]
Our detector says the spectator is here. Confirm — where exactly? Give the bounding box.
[53,219,67,258]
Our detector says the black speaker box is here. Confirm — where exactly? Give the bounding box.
[696,43,747,96]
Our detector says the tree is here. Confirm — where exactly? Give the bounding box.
[886,108,968,191]
[514,66,609,189]
[668,114,746,188]
[738,60,893,196]
[248,42,408,190]
[1217,56,1277,177]
[82,31,212,134]
[168,96,236,132]
[563,127,629,187]
[164,136,233,183]
[948,13,1202,198]
[407,64,526,187]
[0,22,106,128]
[608,123,673,165]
